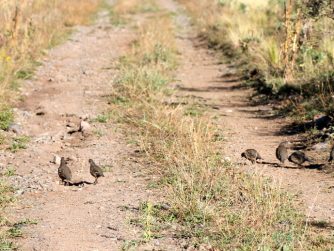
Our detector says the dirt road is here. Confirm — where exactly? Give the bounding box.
[6,3,178,250]
[4,0,334,250]
[170,2,334,224]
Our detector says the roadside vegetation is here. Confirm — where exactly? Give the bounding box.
[0,178,16,250]
[0,0,102,139]
[0,0,102,248]
[109,0,333,249]
[177,0,334,120]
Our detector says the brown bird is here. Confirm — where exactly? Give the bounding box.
[328,146,334,163]
[58,157,72,185]
[241,149,262,164]
[89,159,104,184]
[288,151,312,166]
[276,141,290,165]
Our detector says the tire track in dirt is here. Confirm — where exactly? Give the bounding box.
[160,0,334,224]
[5,3,180,250]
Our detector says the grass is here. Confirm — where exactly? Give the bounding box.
[0,0,102,118]
[0,106,13,131]
[0,179,15,249]
[92,113,112,123]
[177,0,334,119]
[108,1,334,249]
[121,240,140,251]
[8,136,30,153]
[3,167,15,178]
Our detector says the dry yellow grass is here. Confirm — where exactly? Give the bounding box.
[178,0,334,103]
[0,0,101,247]
[0,0,101,101]
[109,2,334,250]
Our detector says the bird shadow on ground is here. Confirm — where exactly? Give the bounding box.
[276,116,332,136]
[306,220,334,230]
[64,180,94,186]
[303,163,325,170]
[176,84,244,93]
[260,161,324,170]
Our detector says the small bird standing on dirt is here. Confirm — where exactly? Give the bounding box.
[241,149,263,164]
[89,159,104,184]
[288,151,312,166]
[276,141,290,166]
[328,146,334,163]
[58,157,72,185]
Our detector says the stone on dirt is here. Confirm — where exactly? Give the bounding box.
[312,142,329,151]
[79,120,91,135]
[52,155,61,165]
[8,123,22,134]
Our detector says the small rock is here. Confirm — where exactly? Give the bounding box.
[312,142,329,151]
[52,155,61,165]
[35,134,52,144]
[16,190,24,195]
[8,123,21,134]
[79,120,91,135]
[22,111,32,118]
[224,156,231,162]
[52,131,65,141]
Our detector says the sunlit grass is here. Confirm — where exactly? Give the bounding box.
[0,0,101,104]
[178,0,334,117]
[108,1,333,249]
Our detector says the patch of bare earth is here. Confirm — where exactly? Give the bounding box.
[166,0,334,225]
[4,3,180,251]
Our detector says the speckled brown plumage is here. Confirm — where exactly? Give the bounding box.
[89,159,104,184]
[241,149,262,164]
[58,157,72,185]
[288,151,311,166]
[276,141,290,165]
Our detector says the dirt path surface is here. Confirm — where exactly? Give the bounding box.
[4,3,180,250]
[170,3,334,224]
[4,0,334,250]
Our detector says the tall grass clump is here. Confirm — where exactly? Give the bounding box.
[177,0,334,118]
[0,179,15,249]
[0,0,101,104]
[108,2,333,249]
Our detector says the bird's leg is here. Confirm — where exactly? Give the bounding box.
[94,177,98,185]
